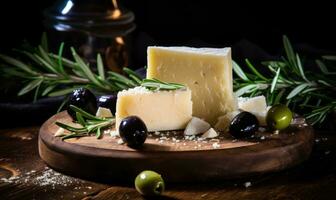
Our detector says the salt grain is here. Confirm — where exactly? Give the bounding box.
[0,168,80,187]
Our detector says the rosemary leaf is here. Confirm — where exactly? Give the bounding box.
[283,35,297,69]
[69,105,104,121]
[33,53,60,75]
[96,127,102,139]
[271,68,281,93]
[18,78,43,96]
[123,67,143,84]
[286,83,310,99]
[0,54,37,75]
[71,47,102,87]
[316,59,336,75]
[97,54,105,80]
[55,121,86,132]
[245,59,268,81]
[33,81,42,102]
[57,42,67,76]
[49,53,77,69]
[296,54,309,82]
[235,84,258,97]
[108,71,137,87]
[232,61,249,81]
[76,112,86,126]
[48,87,80,97]
[38,45,56,70]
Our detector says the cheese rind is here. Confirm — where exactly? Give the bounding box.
[115,87,192,132]
[147,46,236,125]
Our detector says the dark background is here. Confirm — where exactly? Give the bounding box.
[0,0,335,54]
[0,0,335,127]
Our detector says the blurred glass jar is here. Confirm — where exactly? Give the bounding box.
[44,0,135,73]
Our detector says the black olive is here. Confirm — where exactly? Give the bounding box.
[67,88,97,119]
[229,111,259,139]
[119,116,148,148]
[97,94,117,115]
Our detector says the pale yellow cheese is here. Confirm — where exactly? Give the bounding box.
[147,46,236,125]
[238,95,268,125]
[115,87,192,132]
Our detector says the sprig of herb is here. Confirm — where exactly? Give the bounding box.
[55,105,115,140]
[0,35,186,101]
[233,35,336,125]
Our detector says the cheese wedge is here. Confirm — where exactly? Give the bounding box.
[147,46,236,125]
[115,87,192,132]
[238,95,268,125]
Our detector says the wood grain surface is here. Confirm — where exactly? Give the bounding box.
[1,126,336,200]
[38,112,314,182]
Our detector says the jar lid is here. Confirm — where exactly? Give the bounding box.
[44,0,135,35]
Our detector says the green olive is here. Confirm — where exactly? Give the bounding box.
[135,170,165,196]
[266,104,293,130]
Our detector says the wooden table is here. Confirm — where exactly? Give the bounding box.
[0,126,335,200]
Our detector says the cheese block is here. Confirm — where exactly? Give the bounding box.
[115,87,192,132]
[147,46,236,125]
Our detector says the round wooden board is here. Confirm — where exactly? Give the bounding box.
[39,112,314,182]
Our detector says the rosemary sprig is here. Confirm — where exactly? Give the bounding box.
[233,35,336,125]
[55,105,115,140]
[0,35,186,101]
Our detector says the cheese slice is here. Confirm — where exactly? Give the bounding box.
[115,87,192,132]
[147,46,236,125]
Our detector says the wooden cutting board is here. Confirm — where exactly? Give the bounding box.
[38,111,314,182]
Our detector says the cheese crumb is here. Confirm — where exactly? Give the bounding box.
[117,139,124,144]
[201,128,218,139]
[212,142,220,149]
[184,117,211,136]
[96,107,113,118]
